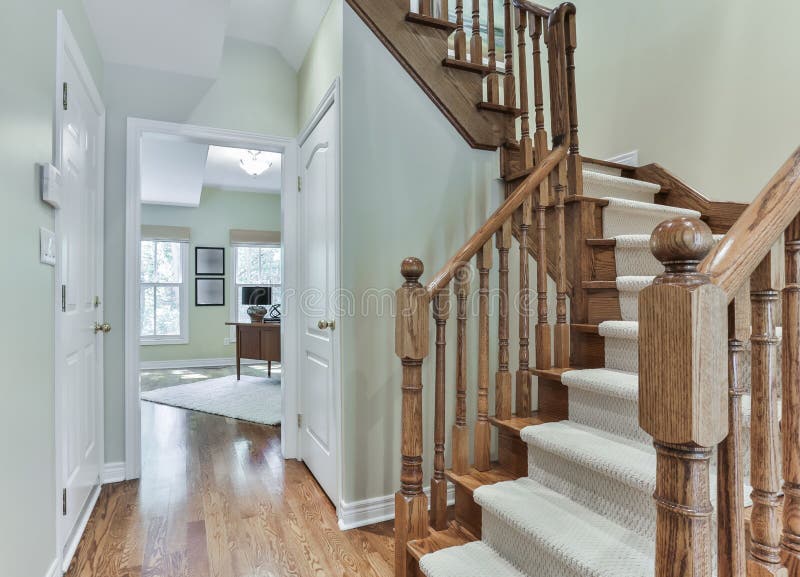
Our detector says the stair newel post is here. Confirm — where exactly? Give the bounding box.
[495,219,513,420]
[486,0,500,104]
[749,254,788,577]
[469,0,482,64]
[475,240,493,471]
[503,0,516,109]
[718,295,749,577]
[454,0,467,60]
[530,15,549,163]
[430,289,450,531]
[516,198,533,417]
[639,218,728,577]
[452,263,471,475]
[564,8,582,196]
[516,7,533,168]
[394,257,430,577]
[535,178,552,370]
[553,158,570,367]
[784,215,800,572]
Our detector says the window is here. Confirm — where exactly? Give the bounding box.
[233,245,282,323]
[140,240,189,343]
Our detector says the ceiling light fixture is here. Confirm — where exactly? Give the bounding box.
[239,150,272,177]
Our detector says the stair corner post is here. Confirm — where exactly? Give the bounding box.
[639,217,728,577]
[395,257,430,577]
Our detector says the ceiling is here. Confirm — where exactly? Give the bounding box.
[141,136,282,207]
[82,0,332,76]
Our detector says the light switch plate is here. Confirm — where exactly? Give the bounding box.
[40,227,56,266]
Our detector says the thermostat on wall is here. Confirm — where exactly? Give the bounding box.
[39,163,62,208]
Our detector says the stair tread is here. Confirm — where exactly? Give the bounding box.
[477,102,520,116]
[446,464,518,495]
[616,275,656,291]
[489,412,562,436]
[584,171,661,203]
[531,366,578,382]
[474,478,654,577]
[598,320,639,340]
[442,57,492,75]
[405,12,458,31]
[561,367,639,401]
[419,541,527,577]
[520,421,656,493]
[408,523,477,562]
[602,196,700,215]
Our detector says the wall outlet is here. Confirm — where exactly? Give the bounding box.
[40,227,56,266]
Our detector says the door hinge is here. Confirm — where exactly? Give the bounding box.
[297,413,303,428]
[61,284,66,312]
[62,82,68,111]
[297,177,302,192]
[62,488,67,516]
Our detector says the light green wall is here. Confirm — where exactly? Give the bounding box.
[0,4,102,576]
[569,0,800,203]
[297,0,342,130]
[103,40,298,463]
[140,188,281,363]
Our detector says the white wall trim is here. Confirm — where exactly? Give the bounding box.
[338,484,456,531]
[605,150,639,166]
[60,484,101,573]
[43,558,60,577]
[125,119,299,480]
[103,462,127,484]
[140,357,264,370]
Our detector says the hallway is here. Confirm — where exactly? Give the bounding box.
[64,402,394,577]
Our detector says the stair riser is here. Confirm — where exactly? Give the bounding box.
[615,245,664,277]
[526,445,656,537]
[568,388,650,444]
[604,336,638,373]
[454,485,483,538]
[602,203,700,238]
[586,289,622,324]
[498,430,528,477]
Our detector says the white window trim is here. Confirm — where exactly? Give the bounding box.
[229,243,282,340]
[140,240,190,345]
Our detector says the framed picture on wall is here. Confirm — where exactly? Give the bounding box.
[196,278,225,306]
[195,247,225,276]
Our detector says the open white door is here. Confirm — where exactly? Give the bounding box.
[298,93,340,505]
[55,12,106,570]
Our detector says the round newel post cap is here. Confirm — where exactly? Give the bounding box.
[401,257,424,284]
[650,217,713,271]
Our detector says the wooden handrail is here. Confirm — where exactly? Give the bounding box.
[514,0,551,18]
[698,147,800,301]
[426,145,567,294]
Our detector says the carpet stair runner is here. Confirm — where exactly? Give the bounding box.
[418,164,754,577]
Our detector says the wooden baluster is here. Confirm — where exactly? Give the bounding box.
[546,7,569,149]
[475,241,492,471]
[564,10,582,196]
[502,0,515,109]
[452,264,470,475]
[420,0,432,16]
[748,254,787,577]
[535,178,551,370]
[530,15,548,163]
[553,159,569,367]
[784,215,800,573]
[430,290,449,531]
[395,258,430,577]
[454,0,467,61]
[718,295,749,577]
[469,0,482,64]
[516,8,532,168]
[495,220,512,420]
[639,217,728,577]
[485,0,499,104]
[440,0,449,21]
[516,198,532,417]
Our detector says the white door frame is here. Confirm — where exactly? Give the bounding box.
[124,119,299,479]
[53,10,106,572]
[297,78,344,520]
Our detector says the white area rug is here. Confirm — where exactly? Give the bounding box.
[141,374,281,425]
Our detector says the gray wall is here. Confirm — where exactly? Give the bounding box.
[0,4,103,576]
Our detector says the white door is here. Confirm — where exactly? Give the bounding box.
[299,102,339,504]
[56,27,105,568]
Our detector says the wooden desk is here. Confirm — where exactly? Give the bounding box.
[226,322,281,379]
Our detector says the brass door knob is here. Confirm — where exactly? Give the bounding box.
[317,319,335,330]
[94,322,111,334]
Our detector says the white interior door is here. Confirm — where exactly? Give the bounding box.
[299,102,339,504]
[56,24,105,568]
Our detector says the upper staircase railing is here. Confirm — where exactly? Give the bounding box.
[639,147,800,577]
[394,2,579,575]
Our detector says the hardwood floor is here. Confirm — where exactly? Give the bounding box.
[65,401,394,577]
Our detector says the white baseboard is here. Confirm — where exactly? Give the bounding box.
[338,484,455,531]
[140,357,265,370]
[44,558,59,577]
[605,150,639,166]
[103,462,126,483]
[60,483,101,573]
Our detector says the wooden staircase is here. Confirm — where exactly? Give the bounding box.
[348,1,800,576]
